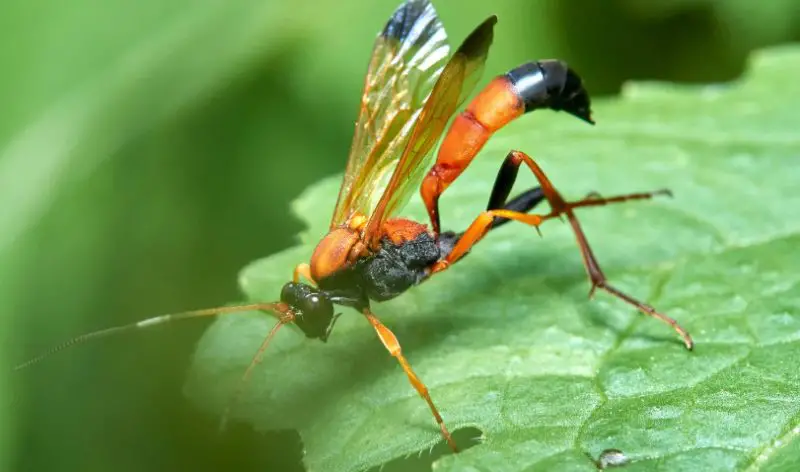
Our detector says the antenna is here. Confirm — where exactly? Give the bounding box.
[218,319,290,431]
[14,302,291,371]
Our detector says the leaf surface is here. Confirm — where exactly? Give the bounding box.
[187,47,800,472]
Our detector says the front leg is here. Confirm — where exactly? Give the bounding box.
[293,263,315,285]
[362,308,458,452]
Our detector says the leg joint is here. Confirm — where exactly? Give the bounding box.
[507,150,528,166]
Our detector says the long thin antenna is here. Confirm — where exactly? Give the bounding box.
[14,302,289,371]
[218,318,290,431]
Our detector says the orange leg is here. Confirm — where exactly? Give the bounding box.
[431,209,548,274]
[434,151,693,350]
[219,311,294,431]
[363,309,458,452]
[293,263,315,285]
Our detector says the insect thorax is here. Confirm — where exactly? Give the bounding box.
[318,231,441,303]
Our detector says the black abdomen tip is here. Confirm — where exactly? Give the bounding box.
[505,60,594,124]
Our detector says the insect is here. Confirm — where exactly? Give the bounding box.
[18,0,693,452]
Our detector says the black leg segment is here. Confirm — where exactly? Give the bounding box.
[486,152,522,211]
[486,151,546,229]
[439,152,547,253]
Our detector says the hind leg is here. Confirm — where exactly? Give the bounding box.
[434,150,692,349]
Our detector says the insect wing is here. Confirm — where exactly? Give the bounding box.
[329,0,449,228]
[364,15,497,243]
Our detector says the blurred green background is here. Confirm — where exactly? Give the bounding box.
[2,0,798,471]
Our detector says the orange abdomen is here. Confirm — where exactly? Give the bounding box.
[420,77,525,230]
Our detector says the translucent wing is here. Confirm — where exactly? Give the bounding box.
[364,16,497,243]
[330,0,449,228]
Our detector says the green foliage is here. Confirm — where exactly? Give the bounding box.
[187,47,800,471]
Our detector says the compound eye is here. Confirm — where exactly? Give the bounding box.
[305,293,332,314]
[280,282,299,305]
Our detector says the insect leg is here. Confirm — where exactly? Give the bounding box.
[489,187,546,231]
[362,308,458,452]
[432,209,549,273]
[293,263,316,285]
[436,160,550,260]
[485,150,670,228]
[435,186,546,259]
[434,151,693,350]
[484,151,547,230]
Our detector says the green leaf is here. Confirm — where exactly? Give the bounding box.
[186,46,800,472]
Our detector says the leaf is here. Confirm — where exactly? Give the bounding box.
[186,46,800,472]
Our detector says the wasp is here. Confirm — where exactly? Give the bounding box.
[18,0,693,452]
